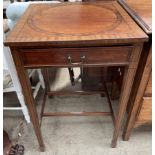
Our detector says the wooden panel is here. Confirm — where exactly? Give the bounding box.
[118,0,152,34]
[137,98,152,122]
[4,1,148,47]
[144,72,152,96]
[122,45,152,141]
[19,46,132,67]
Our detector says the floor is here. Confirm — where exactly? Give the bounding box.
[3,90,152,155]
[3,67,151,155]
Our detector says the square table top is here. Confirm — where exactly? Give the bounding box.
[5,1,148,47]
[118,0,152,34]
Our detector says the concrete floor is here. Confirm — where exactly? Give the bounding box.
[3,67,151,155]
[3,90,151,155]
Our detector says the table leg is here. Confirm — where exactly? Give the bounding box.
[11,49,45,151]
[123,46,152,141]
[42,68,50,92]
[111,44,143,148]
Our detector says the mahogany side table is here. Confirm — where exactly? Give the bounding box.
[4,1,148,151]
[118,0,152,140]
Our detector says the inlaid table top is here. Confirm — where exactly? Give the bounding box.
[118,0,152,34]
[5,1,148,47]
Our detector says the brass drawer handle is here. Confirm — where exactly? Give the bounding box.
[67,55,86,65]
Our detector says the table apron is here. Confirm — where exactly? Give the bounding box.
[18,46,133,68]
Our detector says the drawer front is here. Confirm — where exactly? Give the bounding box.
[19,46,132,67]
[145,73,152,96]
[137,98,152,122]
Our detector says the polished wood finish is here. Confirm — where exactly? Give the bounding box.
[144,73,152,96]
[10,48,45,151]
[19,46,132,67]
[43,112,112,117]
[111,44,143,147]
[4,2,147,150]
[137,98,152,122]
[118,0,152,34]
[4,2,147,47]
[47,90,105,95]
[118,0,152,141]
[123,47,152,140]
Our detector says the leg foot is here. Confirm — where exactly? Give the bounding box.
[40,145,45,152]
[122,132,130,141]
[111,140,117,148]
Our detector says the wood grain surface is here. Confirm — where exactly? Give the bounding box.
[118,0,152,34]
[137,98,152,122]
[4,2,147,47]
[19,46,132,67]
[144,73,152,96]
